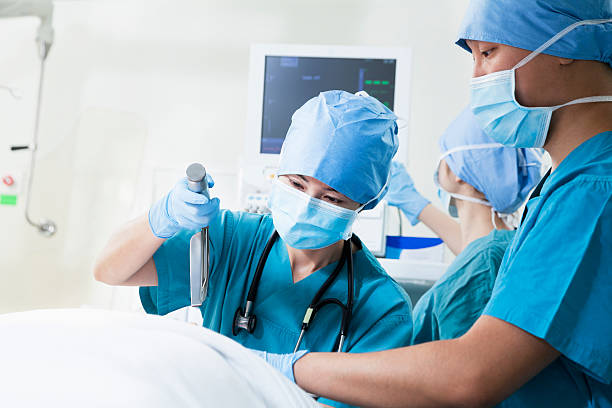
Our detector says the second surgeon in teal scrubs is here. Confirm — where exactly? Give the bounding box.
[94,90,412,408]
[385,107,541,344]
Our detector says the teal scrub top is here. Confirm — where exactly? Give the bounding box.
[140,209,413,408]
[412,229,515,344]
[483,131,612,407]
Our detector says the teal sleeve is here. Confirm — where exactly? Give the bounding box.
[139,209,235,316]
[139,285,159,314]
[139,229,193,315]
[411,290,439,344]
[485,178,612,383]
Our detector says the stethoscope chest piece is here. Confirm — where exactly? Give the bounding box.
[231,231,355,353]
[233,306,257,336]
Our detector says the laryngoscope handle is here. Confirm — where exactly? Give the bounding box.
[186,163,209,197]
[186,162,211,308]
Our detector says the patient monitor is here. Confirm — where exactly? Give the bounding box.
[240,44,412,256]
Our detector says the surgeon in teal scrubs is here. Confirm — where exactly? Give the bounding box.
[249,2,612,407]
[94,90,412,408]
[385,107,541,344]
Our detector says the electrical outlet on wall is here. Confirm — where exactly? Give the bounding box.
[0,170,22,207]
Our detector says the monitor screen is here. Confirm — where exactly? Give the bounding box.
[260,56,397,154]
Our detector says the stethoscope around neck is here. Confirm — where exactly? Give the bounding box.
[232,230,355,353]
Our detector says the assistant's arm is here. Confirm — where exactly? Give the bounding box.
[386,162,462,255]
[93,176,219,287]
[294,315,559,408]
[417,204,462,255]
[93,215,163,286]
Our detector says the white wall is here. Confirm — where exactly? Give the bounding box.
[0,0,472,313]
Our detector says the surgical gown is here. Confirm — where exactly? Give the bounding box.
[483,131,612,407]
[412,229,515,344]
[140,209,413,408]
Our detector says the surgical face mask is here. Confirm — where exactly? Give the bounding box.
[437,187,457,217]
[269,179,361,250]
[470,19,612,148]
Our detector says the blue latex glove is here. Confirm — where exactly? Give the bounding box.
[249,349,309,383]
[148,175,220,238]
[386,161,430,226]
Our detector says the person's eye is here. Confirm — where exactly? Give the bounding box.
[290,179,304,190]
[481,47,496,58]
[324,195,342,204]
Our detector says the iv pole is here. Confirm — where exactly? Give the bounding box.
[1,0,56,236]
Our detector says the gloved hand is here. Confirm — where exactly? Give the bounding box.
[148,175,220,238]
[386,161,430,226]
[249,349,310,383]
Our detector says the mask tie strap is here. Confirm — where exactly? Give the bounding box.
[357,170,391,212]
[448,191,490,207]
[439,143,503,161]
[551,95,612,111]
[514,19,612,70]
[491,208,498,230]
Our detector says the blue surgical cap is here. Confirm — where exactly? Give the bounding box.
[439,107,542,214]
[278,90,399,210]
[456,0,612,68]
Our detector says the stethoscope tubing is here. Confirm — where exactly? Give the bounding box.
[233,231,355,353]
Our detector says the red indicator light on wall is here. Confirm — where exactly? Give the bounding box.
[2,175,15,187]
